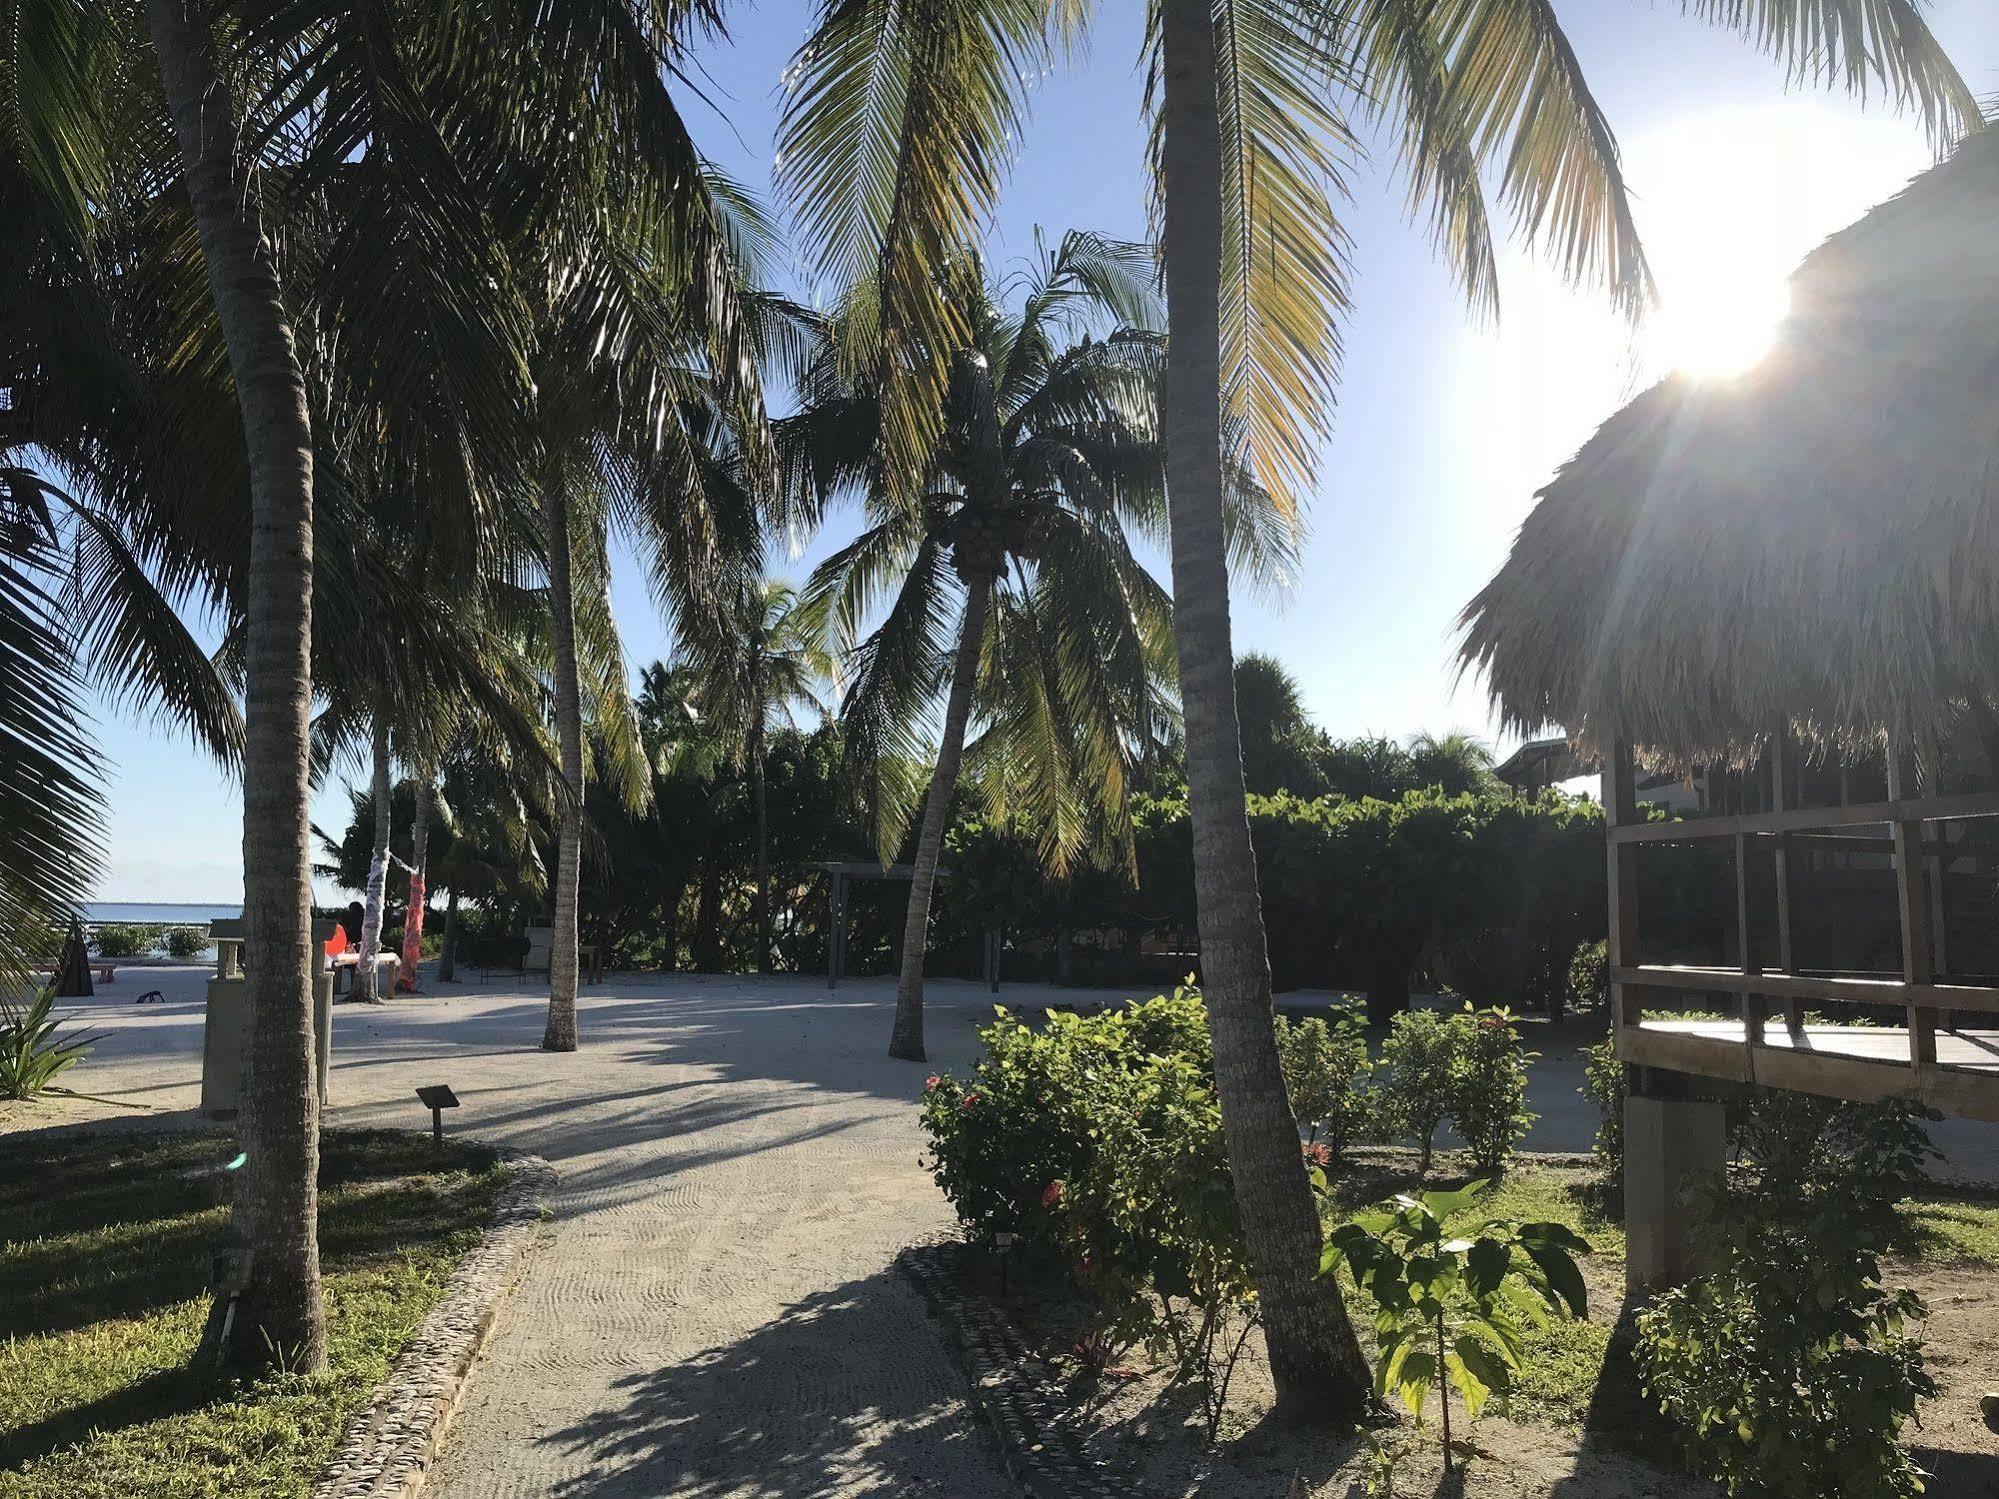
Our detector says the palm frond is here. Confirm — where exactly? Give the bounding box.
[777,0,1060,506]
[1679,0,1981,145]
[0,476,102,985]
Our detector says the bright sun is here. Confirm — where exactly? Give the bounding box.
[1649,273,1792,379]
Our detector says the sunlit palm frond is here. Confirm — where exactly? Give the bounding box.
[1679,0,1981,145]
[777,0,1061,507]
[1154,0,1362,518]
[1338,0,1500,317]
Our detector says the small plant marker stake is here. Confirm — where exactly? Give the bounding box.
[416,1083,459,1149]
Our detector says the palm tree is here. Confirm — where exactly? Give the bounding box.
[791,231,1178,1060]
[1408,730,1496,796]
[525,362,762,1048]
[782,0,1978,1423]
[674,579,833,971]
[2,0,777,1369]
[1148,0,1978,1418]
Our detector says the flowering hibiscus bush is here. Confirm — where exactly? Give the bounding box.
[920,988,1254,1433]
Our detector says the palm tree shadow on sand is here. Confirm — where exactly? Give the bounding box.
[535,1268,1007,1498]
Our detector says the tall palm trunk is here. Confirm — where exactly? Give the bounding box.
[399,775,431,991]
[751,709,771,974]
[438,884,459,982]
[355,712,391,1004]
[889,579,989,1061]
[693,864,723,970]
[542,474,583,1051]
[1158,0,1369,1418]
[147,0,324,1372]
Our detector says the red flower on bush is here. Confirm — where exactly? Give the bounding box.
[1302,1141,1333,1170]
[924,1075,941,1092]
[1041,1179,1064,1208]
[959,1092,979,1111]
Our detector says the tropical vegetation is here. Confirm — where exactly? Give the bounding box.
[0,0,1983,1450]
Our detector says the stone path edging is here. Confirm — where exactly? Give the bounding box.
[897,1240,1151,1498]
[312,1147,554,1499]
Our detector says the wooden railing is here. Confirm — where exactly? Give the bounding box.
[1603,736,1999,1087]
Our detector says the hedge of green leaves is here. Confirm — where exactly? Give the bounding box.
[936,787,1613,1014]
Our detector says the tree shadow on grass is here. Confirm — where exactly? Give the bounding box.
[0,1369,209,1473]
[533,1268,1006,1498]
[0,1129,497,1340]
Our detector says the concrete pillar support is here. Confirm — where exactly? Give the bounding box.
[1625,1093,1727,1292]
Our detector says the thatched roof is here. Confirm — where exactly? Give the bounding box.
[1460,124,1999,767]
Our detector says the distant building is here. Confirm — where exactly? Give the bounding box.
[1493,735,1704,813]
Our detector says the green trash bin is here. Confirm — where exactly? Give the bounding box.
[201,962,334,1119]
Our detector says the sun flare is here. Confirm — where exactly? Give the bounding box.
[1650,274,1791,379]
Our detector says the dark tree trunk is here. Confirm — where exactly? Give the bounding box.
[542,474,582,1051]
[889,580,990,1061]
[438,885,460,982]
[752,714,771,974]
[147,0,325,1373]
[1158,0,1371,1419]
[693,861,724,971]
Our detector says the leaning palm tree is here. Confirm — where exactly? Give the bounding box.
[791,230,1179,1060]
[673,579,834,972]
[783,0,1980,1421]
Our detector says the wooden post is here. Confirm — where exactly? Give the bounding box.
[1604,739,1641,1039]
[1928,844,1953,1032]
[1769,728,1804,1036]
[826,871,846,991]
[1886,750,1937,1080]
[1735,829,1763,1050]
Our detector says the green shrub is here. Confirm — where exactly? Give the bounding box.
[160,925,209,960]
[1580,1039,1624,1177]
[1566,939,1607,1014]
[1275,1008,1375,1164]
[88,923,157,959]
[1381,1009,1464,1174]
[1450,1006,1536,1176]
[1636,1094,1940,1499]
[920,988,1255,1439]
[0,989,100,1099]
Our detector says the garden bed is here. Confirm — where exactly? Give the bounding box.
[942,1150,1999,1498]
[0,1128,509,1499]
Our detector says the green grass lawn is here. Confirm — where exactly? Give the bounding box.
[0,1130,507,1499]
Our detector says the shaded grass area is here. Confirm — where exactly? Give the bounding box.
[0,1129,505,1499]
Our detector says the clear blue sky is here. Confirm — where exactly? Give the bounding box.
[87,1,1999,902]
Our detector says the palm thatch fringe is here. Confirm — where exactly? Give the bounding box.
[1460,121,1999,769]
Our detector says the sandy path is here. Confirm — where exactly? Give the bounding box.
[5,969,1015,1497]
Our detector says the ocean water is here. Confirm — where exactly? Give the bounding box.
[83,902,242,926]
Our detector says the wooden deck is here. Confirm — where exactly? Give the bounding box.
[1624,1020,1999,1122]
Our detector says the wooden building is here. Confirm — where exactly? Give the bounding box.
[1460,125,1999,1287]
